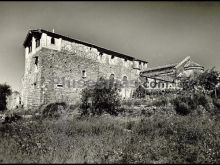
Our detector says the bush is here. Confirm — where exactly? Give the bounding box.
[132,85,147,98]
[80,78,121,116]
[121,99,133,107]
[2,114,22,124]
[42,102,67,118]
[153,96,168,107]
[0,83,11,111]
[213,99,220,109]
[216,86,220,98]
[174,100,191,116]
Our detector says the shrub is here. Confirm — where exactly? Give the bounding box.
[132,85,147,98]
[216,86,220,98]
[0,83,11,111]
[133,99,142,106]
[121,99,133,107]
[80,78,121,116]
[153,96,168,107]
[2,114,22,124]
[213,99,220,109]
[42,102,67,118]
[174,101,191,115]
[198,68,219,91]
[196,93,208,107]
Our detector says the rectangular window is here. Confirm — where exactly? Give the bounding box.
[29,46,32,53]
[57,84,63,88]
[82,70,86,78]
[34,57,38,65]
[36,39,40,48]
[51,38,55,44]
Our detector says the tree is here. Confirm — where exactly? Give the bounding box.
[80,78,121,116]
[0,83,12,111]
[132,85,147,98]
[197,68,219,97]
[181,68,219,97]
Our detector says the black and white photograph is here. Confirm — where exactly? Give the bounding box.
[0,1,220,164]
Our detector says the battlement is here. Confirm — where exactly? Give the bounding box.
[23,29,148,70]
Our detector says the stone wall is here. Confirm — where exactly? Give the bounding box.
[6,92,21,110]
[22,35,146,110]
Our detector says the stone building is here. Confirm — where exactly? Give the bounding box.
[140,56,204,90]
[21,29,148,110]
[6,91,21,110]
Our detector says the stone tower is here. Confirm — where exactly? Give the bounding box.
[21,29,148,110]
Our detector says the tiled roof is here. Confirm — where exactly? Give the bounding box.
[153,75,175,82]
[141,63,178,73]
[184,61,203,68]
[23,29,148,63]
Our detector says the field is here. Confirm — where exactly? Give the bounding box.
[0,101,220,164]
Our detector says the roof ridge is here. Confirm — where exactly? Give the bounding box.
[145,62,178,71]
[27,29,148,63]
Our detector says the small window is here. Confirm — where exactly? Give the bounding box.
[109,74,115,87]
[111,55,114,59]
[34,57,38,65]
[122,76,128,82]
[122,76,128,87]
[145,77,148,82]
[29,46,32,53]
[99,76,104,81]
[57,84,63,88]
[109,74,114,80]
[82,70,86,78]
[51,37,55,44]
[36,39,40,48]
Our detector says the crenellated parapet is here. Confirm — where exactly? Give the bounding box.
[21,29,148,109]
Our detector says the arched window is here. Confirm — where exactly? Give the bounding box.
[122,76,128,88]
[99,76,104,81]
[161,83,165,88]
[51,37,55,44]
[109,74,115,87]
[123,76,128,81]
[109,74,114,80]
[82,70,86,78]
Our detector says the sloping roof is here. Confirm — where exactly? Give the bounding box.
[23,29,148,63]
[152,75,175,82]
[184,60,204,68]
[141,63,178,74]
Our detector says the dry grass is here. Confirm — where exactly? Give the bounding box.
[0,107,220,163]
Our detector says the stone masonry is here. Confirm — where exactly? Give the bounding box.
[21,29,148,110]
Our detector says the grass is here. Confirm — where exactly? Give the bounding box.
[0,106,220,163]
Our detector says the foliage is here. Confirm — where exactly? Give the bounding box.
[0,83,12,111]
[181,68,219,95]
[213,99,220,109]
[80,78,121,116]
[173,98,191,115]
[132,85,147,98]
[198,68,219,91]
[0,112,220,163]
[153,96,168,107]
[42,102,67,118]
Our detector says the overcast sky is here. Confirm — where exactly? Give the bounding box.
[0,1,220,92]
